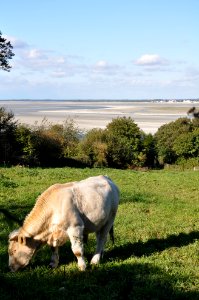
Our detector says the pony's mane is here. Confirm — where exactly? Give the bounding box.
[22,182,75,236]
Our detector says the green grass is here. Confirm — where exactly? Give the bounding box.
[0,166,199,299]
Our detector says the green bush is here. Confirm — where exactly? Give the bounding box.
[15,125,39,166]
[106,117,142,168]
[0,107,18,165]
[176,157,199,169]
[49,119,81,158]
[77,128,107,166]
[173,129,199,159]
[32,130,63,167]
[78,117,151,169]
[154,118,195,165]
[140,132,156,168]
[12,117,82,167]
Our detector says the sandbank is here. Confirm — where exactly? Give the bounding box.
[1,100,198,134]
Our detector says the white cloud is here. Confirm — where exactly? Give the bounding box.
[95,60,108,68]
[51,71,68,78]
[5,35,122,79]
[26,49,47,59]
[135,54,169,66]
[93,60,123,76]
[4,35,28,49]
[56,57,66,64]
[185,67,199,78]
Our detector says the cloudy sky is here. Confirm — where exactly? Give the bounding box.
[1,0,199,100]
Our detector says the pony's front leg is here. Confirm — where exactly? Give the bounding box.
[49,246,59,268]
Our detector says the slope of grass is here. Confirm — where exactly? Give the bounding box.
[0,166,199,299]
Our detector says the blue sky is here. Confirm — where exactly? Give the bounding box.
[1,0,199,99]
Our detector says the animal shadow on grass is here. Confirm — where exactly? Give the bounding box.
[107,231,199,260]
[1,230,199,299]
[1,259,198,300]
[0,206,32,227]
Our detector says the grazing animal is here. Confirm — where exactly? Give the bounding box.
[8,175,119,272]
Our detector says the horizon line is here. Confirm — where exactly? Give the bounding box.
[0,98,199,102]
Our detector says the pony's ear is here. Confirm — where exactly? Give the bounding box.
[9,229,20,241]
[18,234,26,245]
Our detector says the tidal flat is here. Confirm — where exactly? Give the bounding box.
[1,99,198,133]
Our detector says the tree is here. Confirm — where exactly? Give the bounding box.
[140,132,156,167]
[78,128,108,166]
[0,107,18,164]
[173,129,199,159]
[106,117,142,168]
[154,117,196,165]
[0,31,14,71]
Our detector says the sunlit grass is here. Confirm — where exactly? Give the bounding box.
[0,167,199,299]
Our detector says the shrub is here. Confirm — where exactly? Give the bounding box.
[0,107,18,165]
[49,119,81,158]
[173,128,199,159]
[15,125,38,166]
[78,128,107,166]
[78,117,156,169]
[15,118,81,167]
[154,118,194,165]
[140,132,157,168]
[105,117,142,168]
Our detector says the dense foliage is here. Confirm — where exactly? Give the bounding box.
[14,119,81,167]
[154,117,199,166]
[0,31,14,72]
[0,107,18,164]
[0,107,199,168]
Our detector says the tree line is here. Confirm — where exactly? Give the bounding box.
[1,106,199,169]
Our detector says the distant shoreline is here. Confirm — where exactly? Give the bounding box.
[1,99,199,103]
[1,99,198,134]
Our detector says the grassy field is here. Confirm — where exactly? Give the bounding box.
[0,166,199,299]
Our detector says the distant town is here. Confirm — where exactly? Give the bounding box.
[152,99,199,103]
